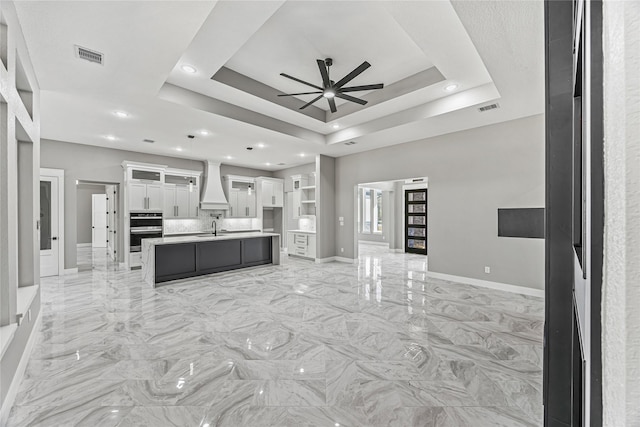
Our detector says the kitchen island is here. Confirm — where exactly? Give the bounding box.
[141,232,280,286]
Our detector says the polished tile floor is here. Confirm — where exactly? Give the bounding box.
[8,244,544,426]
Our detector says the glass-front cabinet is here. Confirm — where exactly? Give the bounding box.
[405,189,427,255]
[224,176,257,218]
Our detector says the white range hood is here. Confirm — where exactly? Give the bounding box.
[200,161,229,210]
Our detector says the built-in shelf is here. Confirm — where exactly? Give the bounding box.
[17,285,39,316]
[0,324,18,358]
[301,200,316,204]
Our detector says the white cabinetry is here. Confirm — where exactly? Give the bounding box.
[291,173,316,219]
[287,232,316,259]
[129,182,163,211]
[224,176,256,218]
[164,172,200,218]
[261,178,284,207]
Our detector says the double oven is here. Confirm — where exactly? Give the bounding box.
[129,212,163,253]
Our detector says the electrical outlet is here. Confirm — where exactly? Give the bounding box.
[484,266,491,274]
[341,248,344,253]
[28,309,32,322]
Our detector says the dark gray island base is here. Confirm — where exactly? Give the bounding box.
[141,233,280,286]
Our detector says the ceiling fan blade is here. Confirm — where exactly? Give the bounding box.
[334,61,371,89]
[328,97,337,113]
[339,83,384,93]
[336,93,367,106]
[280,73,323,91]
[300,94,324,110]
[317,59,330,88]
[277,91,323,97]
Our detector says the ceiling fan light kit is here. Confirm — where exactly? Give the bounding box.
[279,58,384,113]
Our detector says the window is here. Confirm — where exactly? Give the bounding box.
[360,188,383,234]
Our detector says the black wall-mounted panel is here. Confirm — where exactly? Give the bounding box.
[242,237,271,264]
[498,208,545,238]
[155,243,196,278]
[197,239,242,272]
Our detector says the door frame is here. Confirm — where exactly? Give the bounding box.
[40,168,65,276]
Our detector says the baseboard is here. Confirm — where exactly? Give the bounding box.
[63,268,78,275]
[76,243,91,248]
[391,248,404,253]
[358,240,389,247]
[314,257,335,264]
[119,262,126,269]
[424,271,544,298]
[334,256,356,264]
[0,310,41,425]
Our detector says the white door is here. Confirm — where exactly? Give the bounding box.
[129,183,146,211]
[146,184,164,211]
[40,176,60,277]
[92,194,107,248]
[175,186,190,217]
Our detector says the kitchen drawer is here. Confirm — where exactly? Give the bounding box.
[293,234,308,245]
[293,244,307,252]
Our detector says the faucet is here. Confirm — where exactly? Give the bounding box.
[211,219,217,236]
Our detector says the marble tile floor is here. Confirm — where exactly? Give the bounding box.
[77,246,118,273]
[7,244,544,426]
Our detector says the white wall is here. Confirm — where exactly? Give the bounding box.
[336,115,545,290]
[0,0,41,420]
[602,0,640,425]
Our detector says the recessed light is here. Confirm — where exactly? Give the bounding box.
[181,64,197,74]
[175,147,183,152]
[299,153,306,157]
[256,142,266,148]
[113,111,128,118]
[265,162,271,166]
[444,83,458,92]
[332,123,340,129]
[198,130,209,136]
[225,155,232,160]
[105,135,117,141]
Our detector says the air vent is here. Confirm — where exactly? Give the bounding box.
[75,45,103,65]
[344,141,357,146]
[478,103,500,112]
[143,139,155,143]
[277,163,286,166]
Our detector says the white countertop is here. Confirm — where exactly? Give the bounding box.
[163,229,262,237]
[288,230,316,234]
[144,232,279,246]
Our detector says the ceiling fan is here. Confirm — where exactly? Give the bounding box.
[278,58,384,113]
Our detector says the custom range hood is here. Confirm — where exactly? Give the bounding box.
[200,160,229,210]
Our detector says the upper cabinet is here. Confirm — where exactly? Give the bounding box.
[224,175,257,218]
[125,163,165,212]
[122,162,201,216]
[164,172,200,218]
[260,177,284,208]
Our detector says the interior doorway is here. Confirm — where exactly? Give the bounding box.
[353,177,428,260]
[76,181,119,272]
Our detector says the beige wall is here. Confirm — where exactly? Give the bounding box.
[335,114,545,290]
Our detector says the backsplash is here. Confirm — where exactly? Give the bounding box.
[298,216,316,232]
[164,210,262,235]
